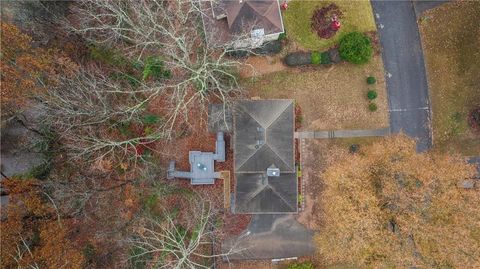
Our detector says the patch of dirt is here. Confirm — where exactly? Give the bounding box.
[311,3,343,39]
[296,139,349,230]
[239,55,287,78]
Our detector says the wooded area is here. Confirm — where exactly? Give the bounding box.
[1,1,249,267]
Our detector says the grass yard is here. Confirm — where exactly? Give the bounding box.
[419,2,480,155]
[243,55,389,131]
[283,0,377,51]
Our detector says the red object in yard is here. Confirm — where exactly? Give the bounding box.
[331,15,341,31]
[331,20,341,31]
[281,1,288,10]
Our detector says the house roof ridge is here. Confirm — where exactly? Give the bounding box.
[265,142,293,171]
[241,180,269,206]
[266,183,296,211]
[263,102,294,171]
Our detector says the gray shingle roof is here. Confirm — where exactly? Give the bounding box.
[234,100,294,173]
[235,173,297,213]
[233,100,297,213]
[226,0,284,35]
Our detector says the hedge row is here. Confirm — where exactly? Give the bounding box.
[285,31,373,66]
[284,48,339,67]
[285,52,312,66]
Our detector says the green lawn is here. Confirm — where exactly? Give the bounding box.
[283,0,377,51]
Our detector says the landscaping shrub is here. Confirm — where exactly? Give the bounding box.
[368,102,378,112]
[367,76,377,84]
[311,4,343,39]
[339,32,373,64]
[311,51,321,65]
[328,47,341,63]
[349,144,360,153]
[320,51,331,64]
[367,90,378,100]
[468,107,480,132]
[285,52,312,66]
[287,261,314,269]
[278,32,287,41]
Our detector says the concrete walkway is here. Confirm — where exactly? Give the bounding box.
[295,127,390,139]
[371,1,432,152]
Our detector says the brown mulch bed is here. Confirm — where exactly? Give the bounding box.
[311,3,343,39]
[221,213,252,237]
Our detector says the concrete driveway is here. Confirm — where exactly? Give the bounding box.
[371,0,432,151]
[222,214,315,260]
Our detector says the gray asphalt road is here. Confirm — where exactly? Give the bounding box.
[371,1,432,151]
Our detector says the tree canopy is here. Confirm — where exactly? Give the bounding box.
[0,23,76,119]
[315,136,480,268]
[0,178,84,269]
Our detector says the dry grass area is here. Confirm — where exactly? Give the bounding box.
[240,55,287,77]
[419,1,480,155]
[243,55,389,130]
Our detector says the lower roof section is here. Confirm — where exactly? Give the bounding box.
[234,172,297,214]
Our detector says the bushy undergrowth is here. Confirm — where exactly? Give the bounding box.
[339,32,373,64]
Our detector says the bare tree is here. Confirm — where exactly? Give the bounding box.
[69,0,254,132]
[41,69,167,162]
[128,197,244,268]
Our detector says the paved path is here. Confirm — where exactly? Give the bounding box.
[295,127,390,139]
[371,1,432,152]
[222,214,315,260]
